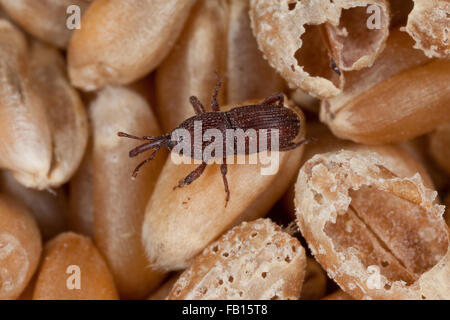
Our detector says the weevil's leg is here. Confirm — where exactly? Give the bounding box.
[211,73,222,112]
[189,96,206,114]
[118,132,157,141]
[279,138,314,151]
[131,146,160,178]
[261,93,284,106]
[173,162,207,190]
[220,158,230,207]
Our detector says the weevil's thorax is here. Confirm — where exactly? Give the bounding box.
[171,112,231,160]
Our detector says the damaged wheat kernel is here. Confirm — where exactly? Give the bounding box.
[404,0,450,59]
[167,219,306,300]
[249,0,390,98]
[295,150,450,300]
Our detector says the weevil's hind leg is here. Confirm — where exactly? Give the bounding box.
[131,146,160,178]
[173,162,207,190]
[211,73,222,112]
[261,93,284,106]
[220,159,230,207]
[279,137,314,151]
[189,96,206,114]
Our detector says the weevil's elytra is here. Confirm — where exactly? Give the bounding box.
[118,75,309,207]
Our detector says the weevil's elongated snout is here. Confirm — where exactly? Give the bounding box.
[117,132,170,178]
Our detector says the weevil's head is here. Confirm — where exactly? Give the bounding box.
[166,133,179,151]
[166,127,193,156]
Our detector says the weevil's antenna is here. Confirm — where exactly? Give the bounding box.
[118,132,158,141]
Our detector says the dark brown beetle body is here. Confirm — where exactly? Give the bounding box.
[118,76,308,206]
[174,104,301,160]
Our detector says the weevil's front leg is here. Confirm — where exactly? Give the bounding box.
[261,93,284,106]
[173,162,207,190]
[220,158,230,207]
[211,73,222,112]
[189,96,206,114]
[131,146,160,178]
